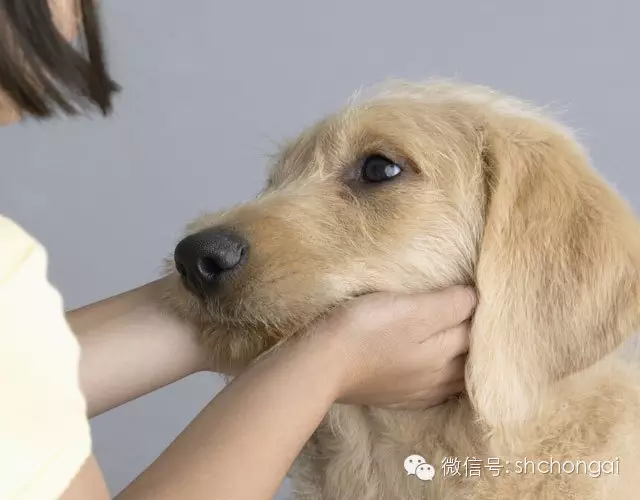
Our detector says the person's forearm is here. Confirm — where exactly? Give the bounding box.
[115,333,345,500]
[67,279,208,418]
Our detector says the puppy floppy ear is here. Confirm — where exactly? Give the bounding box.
[466,112,640,427]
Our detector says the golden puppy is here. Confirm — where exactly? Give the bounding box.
[163,81,640,499]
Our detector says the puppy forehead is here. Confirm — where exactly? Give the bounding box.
[269,99,468,185]
[270,79,580,184]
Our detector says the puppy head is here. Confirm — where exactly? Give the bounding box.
[165,81,640,424]
[164,82,486,371]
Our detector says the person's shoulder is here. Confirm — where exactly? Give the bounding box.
[0,214,41,284]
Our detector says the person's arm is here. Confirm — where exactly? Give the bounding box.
[116,325,341,500]
[59,455,111,500]
[67,278,209,418]
[114,288,474,500]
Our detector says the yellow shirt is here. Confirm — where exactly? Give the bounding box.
[0,215,91,500]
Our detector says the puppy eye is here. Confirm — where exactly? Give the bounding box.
[361,155,402,183]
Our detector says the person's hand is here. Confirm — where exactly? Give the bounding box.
[307,287,476,409]
[111,287,476,500]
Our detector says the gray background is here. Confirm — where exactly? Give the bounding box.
[1,0,638,498]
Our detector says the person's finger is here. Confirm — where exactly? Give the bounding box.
[390,379,466,410]
[426,324,471,358]
[426,378,465,407]
[424,352,466,384]
[444,354,468,377]
[409,286,477,338]
[442,377,465,396]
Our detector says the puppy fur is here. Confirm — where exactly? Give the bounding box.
[163,81,640,499]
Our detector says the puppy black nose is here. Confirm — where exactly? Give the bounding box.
[174,228,249,294]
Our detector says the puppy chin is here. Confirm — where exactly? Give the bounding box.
[161,271,323,367]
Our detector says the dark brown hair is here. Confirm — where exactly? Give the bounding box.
[0,0,119,119]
